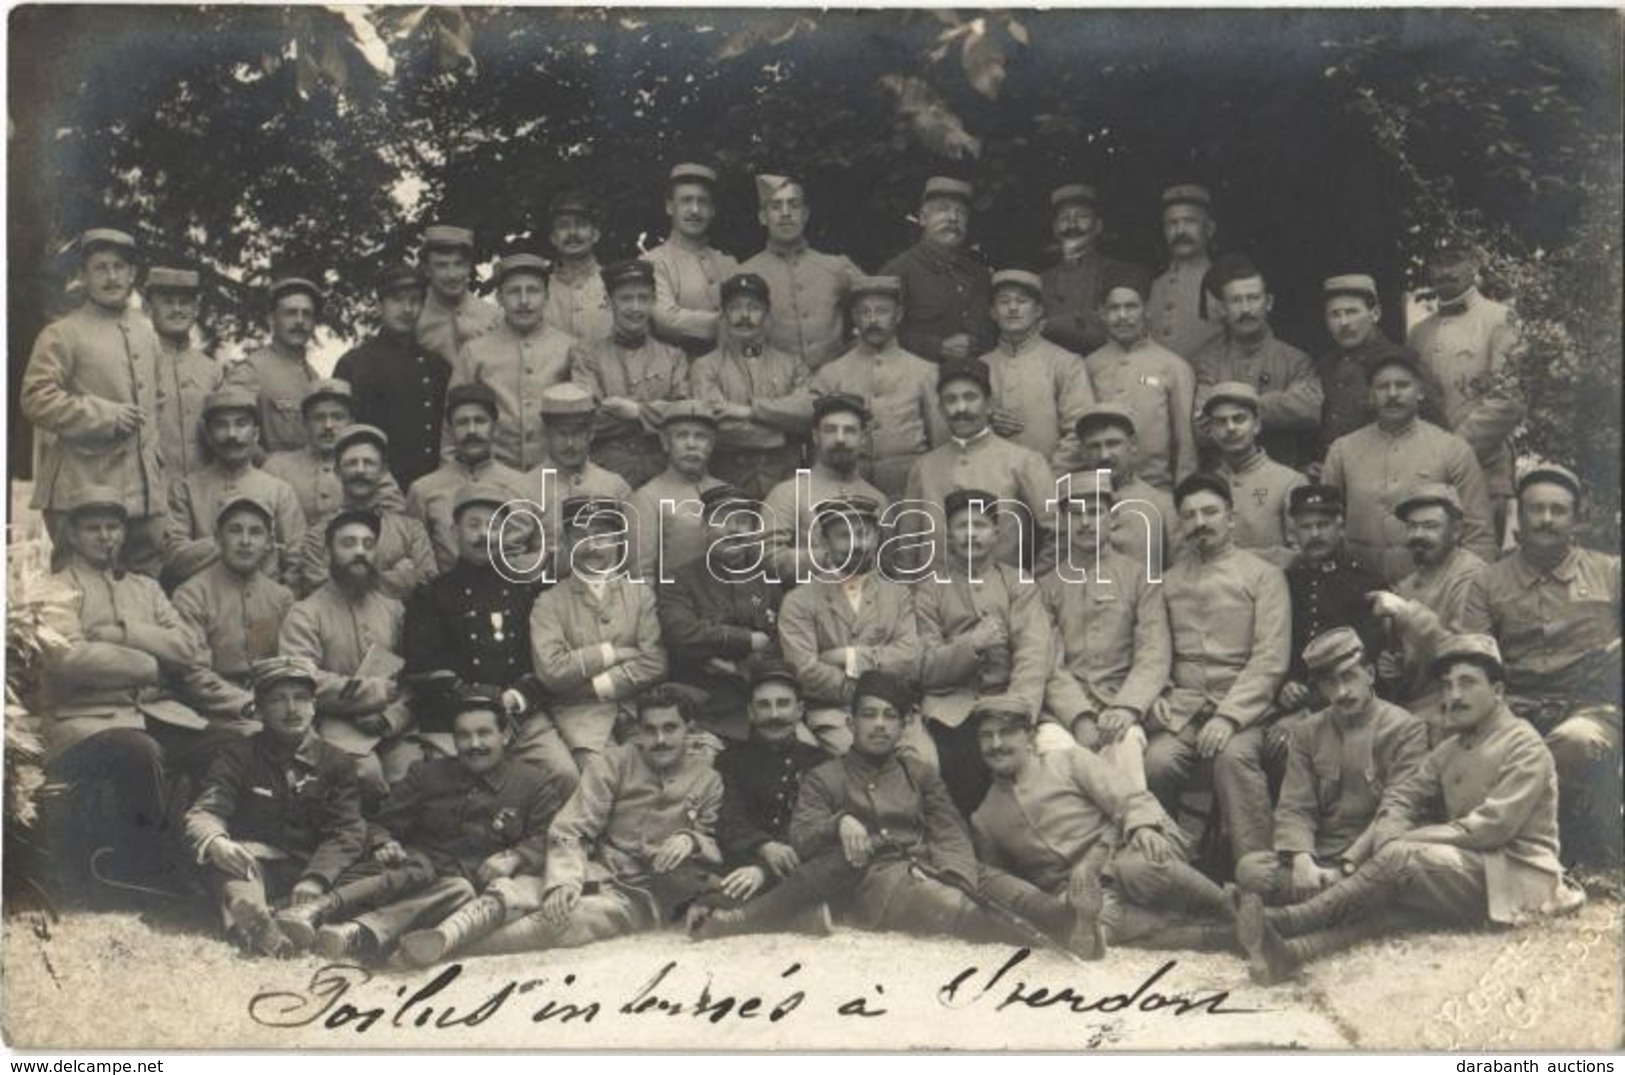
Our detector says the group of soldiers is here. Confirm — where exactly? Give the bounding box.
[19,165,1621,985]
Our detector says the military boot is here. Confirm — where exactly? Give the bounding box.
[277,864,435,950]
[398,895,507,967]
[314,921,380,963]
[1068,845,1110,960]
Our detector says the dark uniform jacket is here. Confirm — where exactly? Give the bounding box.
[184,731,366,886]
[657,558,784,739]
[1286,547,1386,683]
[715,736,831,865]
[334,331,453,490]
[370,754,575,881]
[879,241,995,362]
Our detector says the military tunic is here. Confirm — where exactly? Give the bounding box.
[716,736,831,864]
[1286,549,1387,682]
[978,331,1096,462]
[626,469,727,582]
[165,463,307,587]
[1040,549,1172,724]
[901,429,1058,574]
[879,241,996,362]
[543,259,612,344]
[406,457,532,574]
[1313,333,1440,460]
[1147,259,1222,361]
[297,505,437,601]
[333,331,452,489]
[810,343,946,499]
[777,575,922,710]
[1321,418,1495,584]
[1040,251,1125,357]
[1193,329,1325,469]
[739,243,863,369]
[657,559,785,741]
[172,562,295,720]
[916,563,1051,726]
[646,237,740,354]
[690,342,814,496]
[1390,546,1488,702]
[451,322,576,471]
[1082,337,1196,490]
[417,289,504,369]
[402,561,545,721]
[153,336,222,498]
[224,345,319,454]
[761,464,890,584]
[570,334,692,488]
[520,458,634,576]
[1215,449,1306,568]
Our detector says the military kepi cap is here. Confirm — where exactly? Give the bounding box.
[64,483,128,519]
[1061,469,1114,508]
[1302,627,1366,675]
[269,276,323,308]
[655,399,719,429]
[377,262,427,295]
[145,266,199,291]
[853,669,915,715]
[938,358,992,395]
[969,695,1034,729]
[494,253,548,286]
[1323,274,1379,303]
[922,176,974,204]
[215,494,274,530]
[700,483,760,521]
[80,228,137,257]
[302,377,353,413]
[943,487,999,521]
[1202,381,1261,415]
[548,191,598,222]
[814,495,881,531]
[812,392,871,425]
[991,269,1043,299]
[252,655,319,692]
[334,423,389,458]
[847,275,902,303]
[669,163,719,187]
[1430,633,1504,679]
[1394,482,1464,520]
[1516,463,1582,503]
[539,382,595,419]
[1050,183,1099,209]
[1074,402,1137,440]
[1161,184,1212,209]
[721,272,772,307]
[601,259,655,293]
[203,385,259,418]
[446,381,500,419]
[422,224,476,251]
[749,656,801,691]
[1289,483,1345,518]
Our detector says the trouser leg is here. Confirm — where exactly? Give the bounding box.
[1545,710,1624,867]
[470,886,652,955]
[1212,724,1272,861]
[926,719,989,819]
[510,712,582,791]
[43,728,170,895]
[976,869,1074,941]
[1235,851,1292,902]
[1143,727,1197,817]
[351,876,477,949]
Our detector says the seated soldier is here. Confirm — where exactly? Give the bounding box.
[465,687,728,955]
[297,424,436,599]
[528,497,668,767]
[183,657,365,957]
[914,488,1051,816]
[777,496,921,755]
[1234,628,1429,905]
[287,689,573,964]
[402,483,573,785]
[173,495,295,724]
[971,697,1238,958]
[626,399,728,582]
[1236,635,1585,985]
[656,485,783,746]
[278,509,416,803]
[37,485,232,896]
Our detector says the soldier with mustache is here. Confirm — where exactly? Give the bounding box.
[1146,185,1223,361]
[646,163,740,357]
[224,275,324,454]
[879,176,995,364]
[1039,183,1129,357]
[264,378,406,524]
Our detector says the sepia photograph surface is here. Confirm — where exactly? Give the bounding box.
[3,5,1622,1052]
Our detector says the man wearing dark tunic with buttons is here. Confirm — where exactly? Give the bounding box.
[880,176,995,364]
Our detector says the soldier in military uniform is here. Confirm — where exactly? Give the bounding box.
[521,383,634,576]
[1146,185,1223,361]
[1039,183,1128,357]
[690,271,814,498]
[172,495,295,723]
[1237,635,1583,985]
[145,265,222,502]
[1203,381,1307,568]
[1459,465,1622,865]
[1408,242,1527,543]
[761,393,890,582]
[739,174,865,371]
[1322,353,1496,583]
[1062,404,1176,573]
[164,386,306,588]
[777,497,922,755]
[415,223,504,368]
[183,657,365,957]
[1234,629,1429,905]
[572,258,693,488]
[263,378,405,524]
[296,424,436,600]
[543,191,612,344]
[467,687,729,955]
[626,400,728,581]
[977,268,1096,464]
[22,228,167,576]
[1192,254,1324,471]
[880,176,995,363]
[223,275,324,454]
[402,484,574,783]
[646,163,740,356]
[448,252,576,471]
[405,383,532,575]
[333,263,448,490]
[1079,263,1196,491]
[809,275,946,498]
[656,486,784,744]
[1315,273,1438,462]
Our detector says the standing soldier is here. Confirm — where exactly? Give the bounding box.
[978,268,1096,463]
[646,163,739,357]
[172,496,296,724]
[263,379,404,524]
[625,400,728,581]
[1080,264,1196,491]
[164,386,306,588]
[691,271,814,498]
[1147,185,1223,361]
[184,656,365,958]
[1063,404,1176,574]
[572,259,692,488]
[22,227,166,575]
[449,252,575,472]
[809,276,945,498]
[1192,255,1324,470]
[416,223,503,368]
[542,192,612,344]
[146,265,221,501]
[334,263,448,490]
[739,174,864,371]
[1408,242,1526,542]
[406,383,532,575]
[1039,183,1126,357]
[522,384,634,575]
[1322,353,1495,583]
[224,275,324,454]
[1316,273,1435,462]
[880,176,995,363]
[1203,382,1307,568]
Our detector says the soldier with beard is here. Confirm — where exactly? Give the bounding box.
[406,383,532,575]
[264,379,405,524]
[224,276,324,454]
[164,386,306,588]
[279,510,415,803]
[297,425,436,600]
[761,393,889,582]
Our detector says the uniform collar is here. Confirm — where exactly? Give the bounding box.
[1223,447,1268,475]
[997,329,1043,356]
[766,239,810,261]
[1225,325,1276,357]
[913,239,971,273]
[1511,545,1579,587]
[950,426,995,451]
[551,257,600,286]
[1436,287,1479,317]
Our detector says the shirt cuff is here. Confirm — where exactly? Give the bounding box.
[591,671,616,700]
[844,646,857,678]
